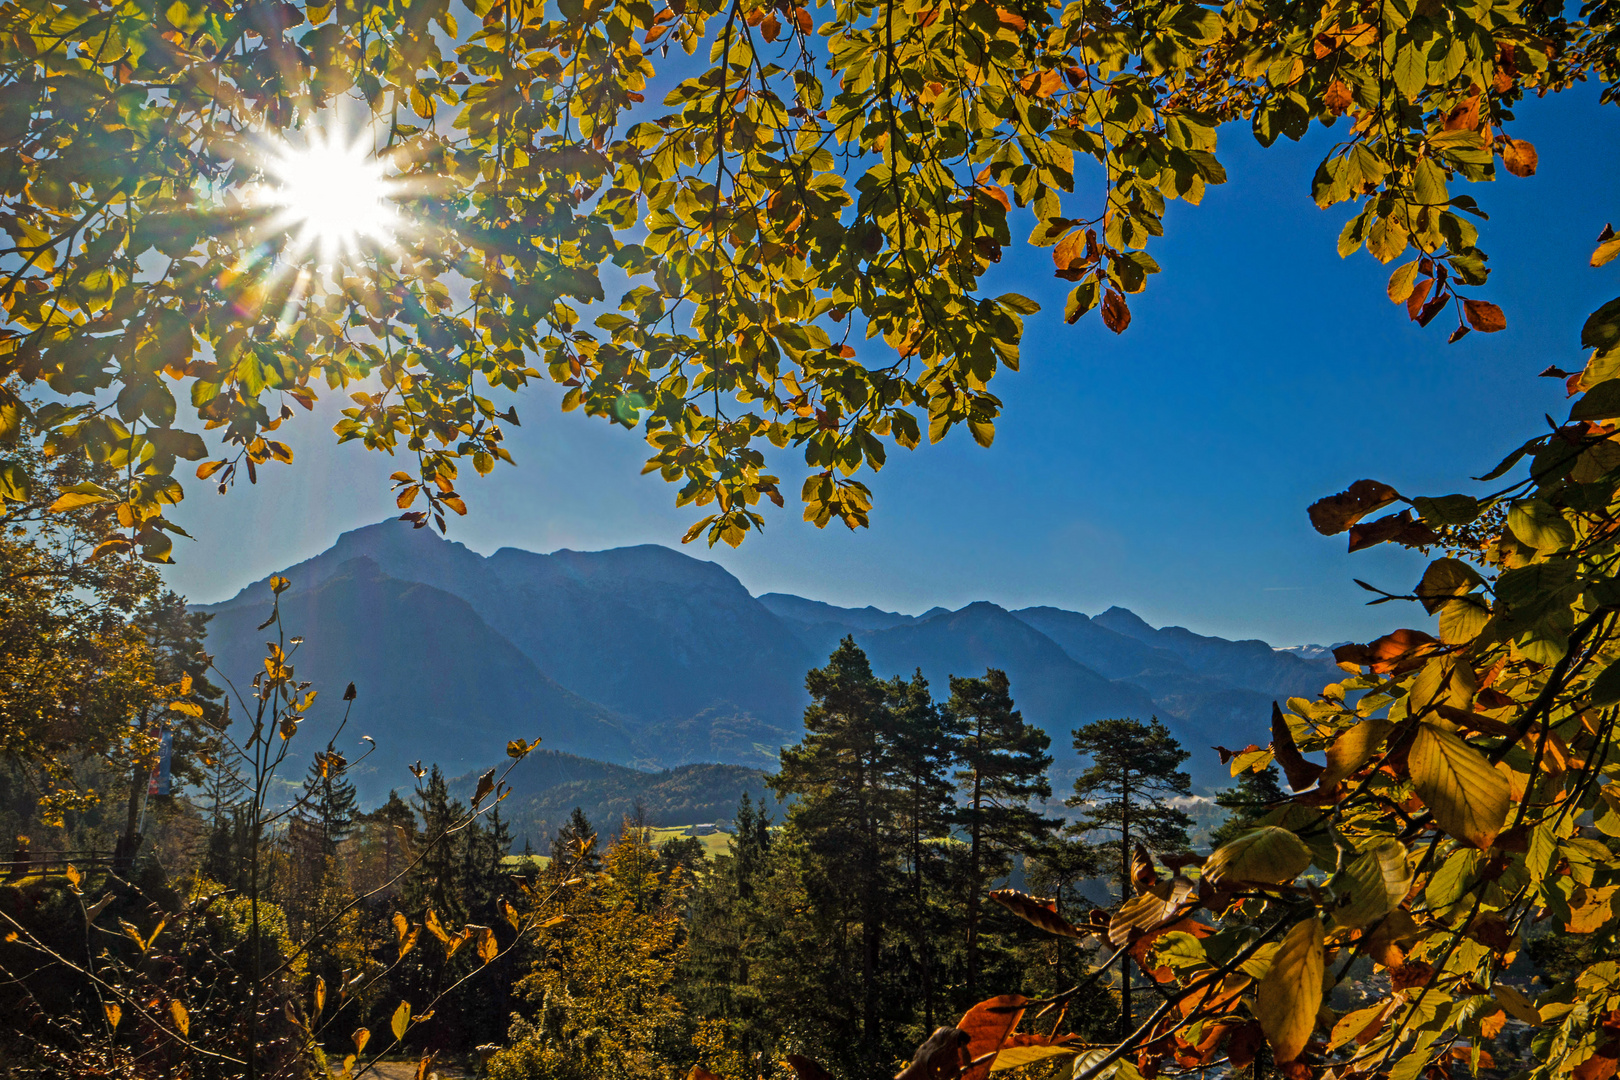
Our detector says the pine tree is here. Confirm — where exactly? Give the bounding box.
[771,638,900,1072]
[1068,717,1193,1037]
[948,668,1055,1001]
[1211,765,1288,849]
[884,668,958,1031]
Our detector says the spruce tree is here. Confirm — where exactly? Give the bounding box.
[947,668,1055,1002]
[403,765,468,928]
[551,806,602,877]
[300,753,358,855]
[771,637,899,1073]
[1067,717,1193,1037]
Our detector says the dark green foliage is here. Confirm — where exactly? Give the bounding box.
[1068,716,1193,1037]
[1211,765,1288,849]
[948,669,1057,1000]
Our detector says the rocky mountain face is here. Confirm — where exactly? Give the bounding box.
[197,520,1340,797]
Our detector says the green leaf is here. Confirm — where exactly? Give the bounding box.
[1332,839,1411,929]
[1583,300,1620,352]
[1590,659,1620,706]
[1202,827,1312,887]
[1572,378,1620,422]
[1507,499,1574,552]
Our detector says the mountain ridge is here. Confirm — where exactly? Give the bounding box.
[198,520,1341,792]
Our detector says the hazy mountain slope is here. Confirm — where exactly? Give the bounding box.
[1012,605,1288,765]
[1009,606,1190,682]
[476,544,816,730]
[210,520,502,610]
[1091,606,1340,701]
[450,752,770,853]
[758,593,920,658]
[201,557,637,799]
[856,601,1161,741]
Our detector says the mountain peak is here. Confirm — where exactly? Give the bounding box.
[1092,605,1157,640]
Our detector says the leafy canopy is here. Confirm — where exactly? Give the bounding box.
[0,0,1592,555]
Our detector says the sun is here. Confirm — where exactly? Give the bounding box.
[259,128,400,261]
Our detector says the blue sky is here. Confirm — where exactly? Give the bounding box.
[163,87,1620,647]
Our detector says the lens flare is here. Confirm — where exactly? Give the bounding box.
[258,127,399,261]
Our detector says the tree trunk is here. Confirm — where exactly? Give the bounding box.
[1119,780,1132,1039]
[966,768,983,1001]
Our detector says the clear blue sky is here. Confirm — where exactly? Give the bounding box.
[162,88,1620,647]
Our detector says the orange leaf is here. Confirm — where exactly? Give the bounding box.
[1502,138,1538,177]
[957,996,1026,1080]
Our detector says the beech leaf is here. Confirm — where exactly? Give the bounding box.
[1255,917,1324,1063]
[1409,723,1509,849]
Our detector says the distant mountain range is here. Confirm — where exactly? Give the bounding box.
[197,520,1341,804]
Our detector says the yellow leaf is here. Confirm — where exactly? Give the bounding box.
[314,976,326,1015]
[1409,723,1509,848]
[270,575,291,594]
[1202,827,1312,887]
[1255,916,1324,1063]
[170,999,190,1038]
[392,911,408,941]
[477,925,498,964]
[1320,717,1393,787]
[424,909,448,943]
[49,489,112,512]
[399,925,419,959]
[391,1001,411,1041]
[64,864,81,890]
[500,899,520,930]
[352,1026,371,1055]
[1494,984,1541,1026]
[104,1002,122,1031]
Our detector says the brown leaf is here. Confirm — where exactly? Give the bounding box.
[896,1027,972,1080]
[1323,79,1353,115]
[1132,844,1160,894]
[989,889,1090,939]
[1101,290,1131,334]
[1270,702,1323,791]
[1390,961,1434,991]
[1406,277,1434,320]
[786,1055,836,1080]
[689,1068,724,1080]
[1347,509,1440,552]
[1502,138,1538,177]
[1307,479,1400,535]
[1463,299,1507,332]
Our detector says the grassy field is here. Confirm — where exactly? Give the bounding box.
[644,825,733,860]
[499,825,734,874]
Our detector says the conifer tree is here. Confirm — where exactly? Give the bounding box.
[300,753,358,856]
[771,638,899,1072]
[1210,765,1288,849]
[947,669,1055,1001]
[551,806,602,878]
[1068,717,1193,1037]
[403,765,468,928]
[884,669,958,1030]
